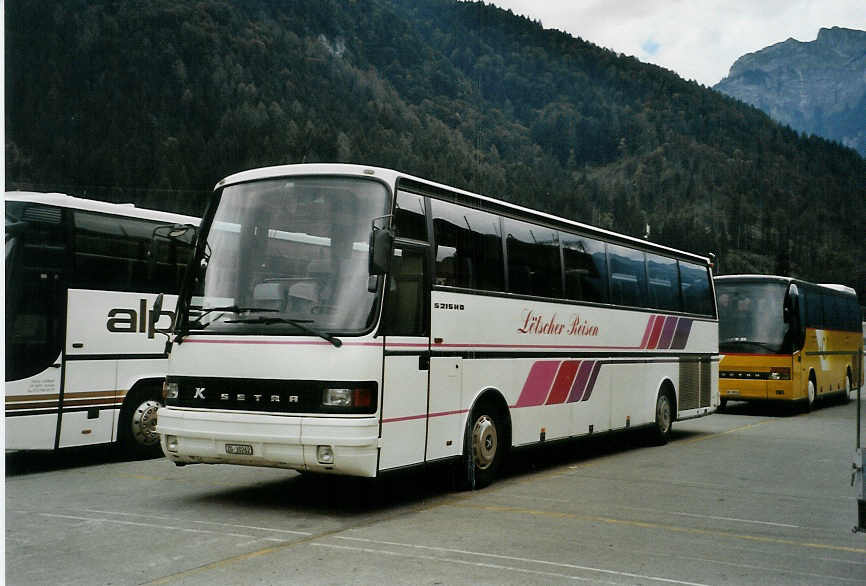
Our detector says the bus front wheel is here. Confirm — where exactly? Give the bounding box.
[119,386,164,458]
[459,401,505,490]
[805,377,816,412]
[840,372,852,404]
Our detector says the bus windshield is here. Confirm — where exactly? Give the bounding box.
[185,176,390,336]
[716,281,788,354]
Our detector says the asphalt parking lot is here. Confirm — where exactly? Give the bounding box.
[6,397,866,585]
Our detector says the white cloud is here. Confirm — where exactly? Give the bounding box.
[487,0,866,85]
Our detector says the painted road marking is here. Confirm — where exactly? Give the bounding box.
[447,501,866,555]
[82,508,313,536]
[325,536,710,586]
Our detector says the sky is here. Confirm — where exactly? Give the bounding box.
[487,0,866,86]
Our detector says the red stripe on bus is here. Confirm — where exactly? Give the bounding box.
[546,360,581,405]
[639,315,658,349]
[184,339,383,347]
[431,343,655,350]
[646,316,666,349]
[381,409,468,424]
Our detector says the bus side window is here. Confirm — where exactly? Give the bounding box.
[503,218,561,298]
[608,244,647,308]
[394,191,427,242]
[5,207,66,381]
[804,285,821,328]
[561,234,607,303]
[679,261,714,316]
[646,253,681,312]
[431,199,504,292]
[382,247,427,336]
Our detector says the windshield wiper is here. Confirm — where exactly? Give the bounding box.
[188,304,279,327]
[223,317,343,347]
[176,305,281,344]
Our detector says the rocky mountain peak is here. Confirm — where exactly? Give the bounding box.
[714,27,866,156]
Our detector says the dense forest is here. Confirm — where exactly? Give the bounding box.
[6,0,865,295]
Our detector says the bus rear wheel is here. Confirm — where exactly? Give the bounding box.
[650,389,674,445]
[119,386,164,458]
[459,401,505,490]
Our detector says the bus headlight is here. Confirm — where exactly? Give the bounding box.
[163,381,179,400]
[322,387,373,409]
[769,367,791,380]
[317,445,334,464]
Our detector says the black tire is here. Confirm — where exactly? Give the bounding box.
[651,389,674,445]
[839,372,852,404]
[718,398,727,411]
[118,386,164,458]
[458,400,506,490]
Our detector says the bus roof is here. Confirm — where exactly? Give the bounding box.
[215,163,712,265]
[5,191,199,225]
[715,274,856,296]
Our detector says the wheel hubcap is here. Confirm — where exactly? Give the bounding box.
[808,380,815,405]
[131,400,161,446]
[657,396,671,433]
[472,415,498,470]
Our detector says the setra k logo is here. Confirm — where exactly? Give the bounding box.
[194,387,206,399]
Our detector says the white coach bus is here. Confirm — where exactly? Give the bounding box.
[5,192,197,455]
[157,164,718,488]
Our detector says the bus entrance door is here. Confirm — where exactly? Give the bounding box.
[379,246,430,471]
[59,290,124,448]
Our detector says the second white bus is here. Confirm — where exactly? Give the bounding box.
[157,164,718,488]
[5,192,197,455]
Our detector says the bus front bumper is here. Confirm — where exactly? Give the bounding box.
[156,407,379,477]
[720,379,793,401]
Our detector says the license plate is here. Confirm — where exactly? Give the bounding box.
[728,389,740,395]
[225,443,253,456]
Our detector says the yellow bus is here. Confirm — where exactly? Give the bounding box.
[716,275,862,410]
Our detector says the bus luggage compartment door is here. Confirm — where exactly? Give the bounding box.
[379,343,429,471]
[426,356,463,462]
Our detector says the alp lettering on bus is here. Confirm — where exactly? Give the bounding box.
[106,299,175,339]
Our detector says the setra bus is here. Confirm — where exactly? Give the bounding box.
[5,192,197,455]
[716,275,863,410]
[157,164,718,488]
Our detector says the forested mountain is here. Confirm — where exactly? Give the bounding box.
[6,0,865,293]
[714,27,866,157]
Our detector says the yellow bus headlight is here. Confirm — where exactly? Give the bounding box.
[769,367,791,380]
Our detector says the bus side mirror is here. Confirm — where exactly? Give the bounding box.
[786,285,805,350]
[152,293,164,317]
[149,223,198,278]
[369,224,394,276]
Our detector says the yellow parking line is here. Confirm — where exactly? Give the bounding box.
[678,419,776,445]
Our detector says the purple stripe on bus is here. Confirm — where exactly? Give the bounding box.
[567,360,595,403]
[658,316,679,349]
[581,361,602,402]
[670,318,693,350]
[515,361,561,407]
